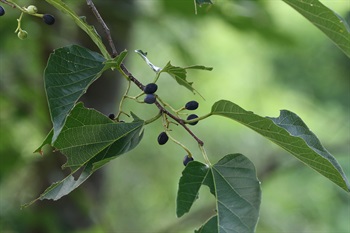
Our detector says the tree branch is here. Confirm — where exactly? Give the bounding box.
[86,0,204,147]
[86,0,118,57]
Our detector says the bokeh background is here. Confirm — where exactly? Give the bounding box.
[1,0,349,232]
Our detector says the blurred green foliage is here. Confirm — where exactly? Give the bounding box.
[0,0,349,232]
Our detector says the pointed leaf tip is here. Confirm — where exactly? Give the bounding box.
[211,100,350,192]
[176,162,210,217]
[44,45,106,143]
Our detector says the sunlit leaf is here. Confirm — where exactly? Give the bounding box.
[211,100,350,192]
[283,0,350,57]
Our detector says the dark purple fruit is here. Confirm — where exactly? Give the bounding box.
[108,113,115,120]
[144,83,158,94]
[185,101,199,110]
[183,155,194,166]
[157,132,169,145]
[0,6,5,16]
[144,94,156,104]
[187,114,199,125]
[43,14,55,25]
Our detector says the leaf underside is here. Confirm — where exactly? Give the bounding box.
[211,100,350,192]
[177,154,261,233]
[283,0,350,57]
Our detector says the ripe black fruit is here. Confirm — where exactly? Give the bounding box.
[0,6,5,16]
[108,113,115,120]
[157,132,169,145]
[144,83,158,94]
[185,101,199,110]
[183,155,194,166]
[144,94,156,104]
[43,14,55,25]
[187,114,199,125]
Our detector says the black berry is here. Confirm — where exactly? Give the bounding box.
[183,155,194,166]
[144,83,158,94]
[187,114,199,125]
[185,101,199,110]
[144,94,156,104]
[0,6,5,16]
[108,113,115,120]
[157,132,169,145]
[43,14,55,25]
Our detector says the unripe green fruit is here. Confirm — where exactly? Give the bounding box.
[18,30,28,40]
[26,5,38,14]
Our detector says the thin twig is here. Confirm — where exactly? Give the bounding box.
[155,101,204,146]
[86,0,118,57]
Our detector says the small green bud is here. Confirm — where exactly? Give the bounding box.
[17,30,28,40]
[26,5,38,14]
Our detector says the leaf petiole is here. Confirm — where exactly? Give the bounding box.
[199,145,211,166]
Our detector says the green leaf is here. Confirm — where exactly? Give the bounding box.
[161,62,211,96]
[34,129,53,155]
[213,154,261,233]
[23,103,144,207]
[44,45,106,143]
[194,154,261,233]
[184,65,213,71]
[177,154,261,232]
[283,0,350,57]
[53,102,144,169]
[195,215,218,233]
[103,50,128,70]
[176,162,210,217]
[211,100,350,192]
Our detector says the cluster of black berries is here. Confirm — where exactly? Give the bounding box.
[155,99,200,166]
[143,83,158,104]
[185,100,199,126]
